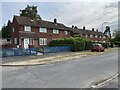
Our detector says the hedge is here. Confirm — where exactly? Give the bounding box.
[49,37,110,52]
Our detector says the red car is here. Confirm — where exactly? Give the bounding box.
[91,44,105,52]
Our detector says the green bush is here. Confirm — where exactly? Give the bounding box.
[109,42,114,48]
[50,37,90,52]
[85,41,93,50]
[114,41,120,47]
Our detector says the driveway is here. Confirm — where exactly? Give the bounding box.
[2,50,118,88]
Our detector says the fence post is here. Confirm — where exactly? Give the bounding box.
[42,47,44,55]
[36,48,38,56]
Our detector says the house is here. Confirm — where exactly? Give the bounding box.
[11,16,71,48]
[10,15,109,48]
[69,26,109,42]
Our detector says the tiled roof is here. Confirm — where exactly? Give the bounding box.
[14,15,105,36]
[14,16,69,31]
[67,27,104,35]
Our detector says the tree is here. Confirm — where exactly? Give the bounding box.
[113,30,120,42]
[111,30,120,47]
[1,20,11,38]
[20,5,42,20]
[104,26,111,39]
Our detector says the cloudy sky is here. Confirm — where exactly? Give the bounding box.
[1,0,119,33]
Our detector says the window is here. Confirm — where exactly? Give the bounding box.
[90,35,93,38]
[53,29,59,34]
[39,38,47,45]
[103,36,106,38]
[13,28,14,32]
[95,35,98,38]
[19,39,21,45]
[24,26,31,31]
[85,35,88,38]
[14,38,17,44]
[29,38,34,45]
[64,31,68,35]
[39,28,47,33]
[99,35,102,38]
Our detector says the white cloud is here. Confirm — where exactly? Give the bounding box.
[51,2,118,32]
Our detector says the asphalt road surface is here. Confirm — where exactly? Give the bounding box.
[2,50,118,88]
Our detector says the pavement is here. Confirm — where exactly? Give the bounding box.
[1,48,117,66]
[2,49,118,88]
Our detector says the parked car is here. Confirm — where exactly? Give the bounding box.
[91,44,105,52]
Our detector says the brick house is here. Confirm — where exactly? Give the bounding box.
[69,26,109,42]
[10,15,109,48]
[11,16,71,48]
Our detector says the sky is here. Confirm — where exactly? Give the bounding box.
[1,0,119,34]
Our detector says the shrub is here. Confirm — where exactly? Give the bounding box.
[109,42,115,48]
[50,37,89,51]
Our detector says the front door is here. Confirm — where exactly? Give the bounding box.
[24,38,29,49]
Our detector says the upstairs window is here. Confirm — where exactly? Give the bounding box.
[24,26,31,31]
[39,28,47,33]
[90,35,93,38]
[53,29,59,34]
[64,31,68,35]
[99,35,102,38]
[95,35,98,38]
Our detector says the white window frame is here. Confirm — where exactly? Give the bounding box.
[39,38,47,45]
[103,36,106,38]
[53,29,59,34]
[13,28,14,32]
[24,26,31,31]
[19,39,21,45]
[95,35,98,38]
[64,31,68,35]
[99,35,102,38]
[90,35,93,38]
[29,38,34,45]
[39,28,47,33]
[14,38,17,44]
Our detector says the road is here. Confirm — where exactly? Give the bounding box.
[2,50,118,88]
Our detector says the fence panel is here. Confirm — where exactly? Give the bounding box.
[0,48,38,58]
[42,46,71,54]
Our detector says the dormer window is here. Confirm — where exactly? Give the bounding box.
[24,26,31,31]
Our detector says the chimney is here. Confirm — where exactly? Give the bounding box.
[74,26,78,29]
[54,18,57,23]
[72,25,74,28]
[92,28,94,31]
[83,26,85,30]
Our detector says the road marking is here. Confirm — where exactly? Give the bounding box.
[90,73,119,88]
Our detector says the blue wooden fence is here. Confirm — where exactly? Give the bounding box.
[42,46,71,55]
[0,48,38,58]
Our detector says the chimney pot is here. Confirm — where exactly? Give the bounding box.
[72,25,74,28]
[92,28,94,31]
[54,18,57,23]
[83,26,85,30]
